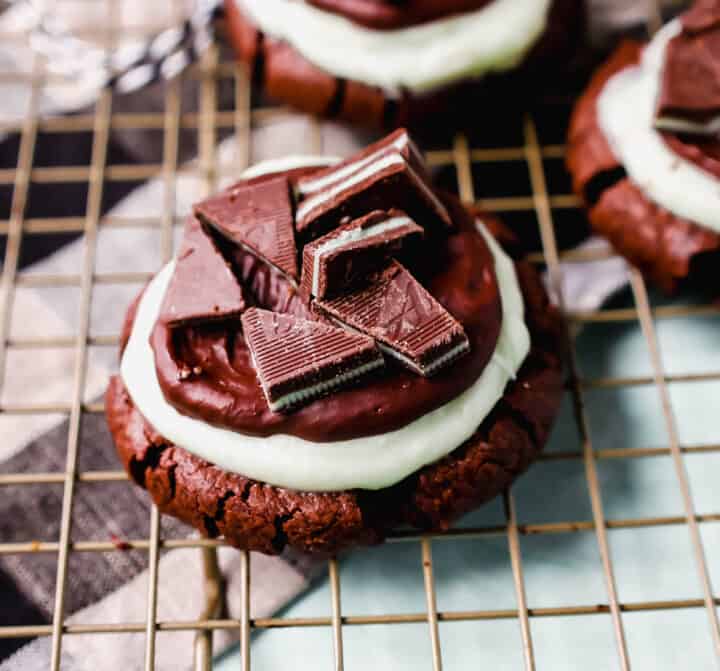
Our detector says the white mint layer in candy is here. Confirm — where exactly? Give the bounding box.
[310,214,416,296]
[268,357,385,412]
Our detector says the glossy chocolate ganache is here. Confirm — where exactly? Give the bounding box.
[145,132,504,443]
[304,0,496,30]
[128,132,502,442]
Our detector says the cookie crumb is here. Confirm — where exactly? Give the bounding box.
[110,533,132,551]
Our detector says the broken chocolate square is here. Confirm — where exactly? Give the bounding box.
[295,128,430,197]
[294,149,452,242]
[314,261,470,377]
[299,209,423,299]
[241,307,385,412]
[656,6,720,134]
[159,218,246,327]
[194,175,299,280]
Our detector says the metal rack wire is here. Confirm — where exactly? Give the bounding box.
[0,2,719,670]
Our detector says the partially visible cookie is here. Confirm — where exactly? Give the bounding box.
[223,0,585,130]
[567,6,720,293]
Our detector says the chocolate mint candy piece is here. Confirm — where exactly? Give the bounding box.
[315,261,470,377]
[241,307,384,413]
[294,149,452,242]
[159,218,246,327]
[682,0,720,34]
[194,175,299,280]
[295,128,430,197]
[655,6,720,135]
[299,209,423,300]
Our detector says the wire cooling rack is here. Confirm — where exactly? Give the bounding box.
[1,2,719,670]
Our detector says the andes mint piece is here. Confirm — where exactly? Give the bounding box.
[294,149,452,242]
[194,175,299,280]
[315,261,470,377]
[655,8,720,135]
[295,128,430,197]
[682,0,720,34]
[241,307,385,413]
[159,219,246,326]
[299,209,423,299]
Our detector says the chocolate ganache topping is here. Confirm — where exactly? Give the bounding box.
[150,130,503,442]
[656,0,720,180]
[304,0,496,31]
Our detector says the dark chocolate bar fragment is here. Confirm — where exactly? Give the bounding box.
[294,149,452,242]
[241,307,384,412]
[315,261,470,377]
[656,6,720,134]
[295,128,430,197]
[682,0,720,34]
[299,209,423,299]
[159,218,246,326]
[194,175,299,280]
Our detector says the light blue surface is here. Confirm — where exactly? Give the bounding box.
[217,288,720,670]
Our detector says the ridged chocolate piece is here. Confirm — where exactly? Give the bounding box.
[159,219,245,326]
[241,307,385,412]
[299,209,423,300]
[656,3,720,134]
[295,129,430,196]
[194,175,299,280]
[315,261,470,377]
[294,148,452,242]
[683,0,720,34]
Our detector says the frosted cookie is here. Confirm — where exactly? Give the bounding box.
[106,131,563,555]
[567,0,720,293]
[223,0,584,129]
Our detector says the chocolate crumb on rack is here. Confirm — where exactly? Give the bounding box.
[194,174,299,280]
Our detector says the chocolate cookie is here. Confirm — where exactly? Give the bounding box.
[107,131,564,556]
[106,244,563,556]
[223,0,585,131]
[567,37,720,293]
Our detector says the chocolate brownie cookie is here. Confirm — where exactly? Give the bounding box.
[107,253,562,556]
[223,0,585,130]
[106,132,564,556]
[567,3,720,293]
